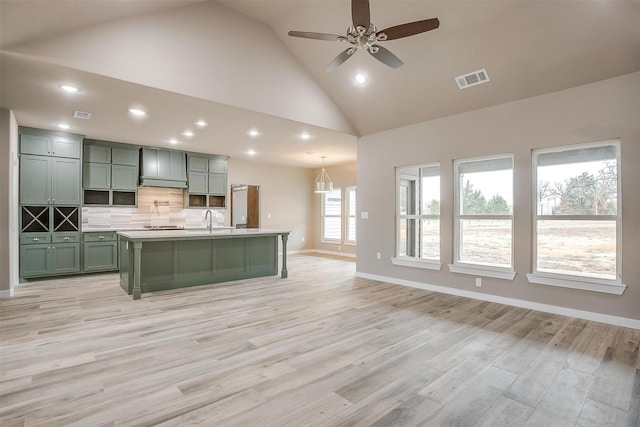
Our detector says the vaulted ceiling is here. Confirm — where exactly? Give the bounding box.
[1,0,639,167]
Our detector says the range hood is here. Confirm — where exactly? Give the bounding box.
[139,147,187,188]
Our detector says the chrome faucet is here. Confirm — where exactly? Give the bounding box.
[204,209,213,231]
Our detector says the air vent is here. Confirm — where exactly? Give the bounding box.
[73,110,92,120]
[455,68,490,89]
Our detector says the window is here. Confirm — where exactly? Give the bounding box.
[321,188,342,241]
[452,155,514,278]
[393,164,440,268]
[529,141,623,293]
[346,186,357,244]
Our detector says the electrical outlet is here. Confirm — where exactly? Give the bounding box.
[475,278,482,287]
[376,252,381,260]
[301,236,305,242]
[361,212,369,219]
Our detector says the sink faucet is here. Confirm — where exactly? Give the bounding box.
[205,209,213,231]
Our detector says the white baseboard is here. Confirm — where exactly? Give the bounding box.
[355,272,640,330]
[286,249,356,258]
[0,288,15,298]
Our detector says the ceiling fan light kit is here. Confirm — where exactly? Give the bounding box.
[288,0,439,71]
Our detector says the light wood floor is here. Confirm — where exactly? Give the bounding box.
[1,254,638,426]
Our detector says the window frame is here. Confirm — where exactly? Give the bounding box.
[392,163,441,270]
[321,187,342,243]
[345,186,357,245]
[527,139,625,294]
[450,154,516,280]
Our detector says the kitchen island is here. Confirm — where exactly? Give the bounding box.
[118,228,290,299]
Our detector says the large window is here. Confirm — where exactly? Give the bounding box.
[531,141,620,283]
[395,164,440,266]
[346,186,357,244]
[453,155,513,273]
[321,188,342,242]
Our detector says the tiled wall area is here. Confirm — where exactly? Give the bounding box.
[82,187,226,230]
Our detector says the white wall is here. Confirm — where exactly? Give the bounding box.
[357,72,640,322]
[0,108,19,296]
[228,158,315,252]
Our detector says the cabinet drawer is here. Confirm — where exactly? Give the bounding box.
[83,232,118,242]
[20,233,51,245]
[53,232,80,243]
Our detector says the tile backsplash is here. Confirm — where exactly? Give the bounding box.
[82,187,226,230]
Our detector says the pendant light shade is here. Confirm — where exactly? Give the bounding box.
[314,156,333,193]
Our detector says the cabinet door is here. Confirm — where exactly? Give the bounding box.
[20,134,51,156]
[52,243,80,274]
[209,158,227,174]
[111,165,138,190]
[20,155,51,204]
[84,241,118,271]
[84,145,111,163]
[20,244,51,277]
[208,173,227,195]
[51,158,81,205]
[112,148,138,166]
[189,156,208,172]
[189,171,208,193]
[51,136,81,159]
[83,162,111,189]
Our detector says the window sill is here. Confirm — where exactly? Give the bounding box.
[448,264,516,280]
[391,257,441,270]
[526,274,626,295]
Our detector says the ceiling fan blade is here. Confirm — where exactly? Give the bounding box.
[325,49,354,72]
[351,0,370,29]
[377,18,440,40]
[369,45,403,69]
[288,31,343,41]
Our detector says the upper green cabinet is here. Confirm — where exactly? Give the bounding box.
[83,140,139,206]
[186,154,228,208]
[20,155,81,205]
[19,128,82,206]
[140,148,187,188]
[20,128,82,159]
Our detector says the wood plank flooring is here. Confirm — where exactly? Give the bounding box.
[1,254,638,426]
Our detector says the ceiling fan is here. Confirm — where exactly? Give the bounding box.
[288,0,439,71]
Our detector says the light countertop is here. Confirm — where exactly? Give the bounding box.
[117,228,290,241]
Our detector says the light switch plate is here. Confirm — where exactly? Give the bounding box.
[361,212,369,219]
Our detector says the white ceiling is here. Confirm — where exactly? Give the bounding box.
[1,0,639,168]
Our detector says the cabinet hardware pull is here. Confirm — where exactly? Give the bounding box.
[63,237,70,241]
[33,238,39,241]
[98,236,104,239]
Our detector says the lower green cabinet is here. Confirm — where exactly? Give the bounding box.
[20,243,80,278]
[83,232,118,272]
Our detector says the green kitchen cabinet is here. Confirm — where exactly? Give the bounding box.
[140,147,186,187]
[83,232,118,272]
[20,242,80,278]
[20,155,81,205]
[185,154,228,208]
[208,173,227,195]
[20,128,82,159]
[83,140,139,206]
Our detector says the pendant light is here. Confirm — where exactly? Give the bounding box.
[314,156,333,193]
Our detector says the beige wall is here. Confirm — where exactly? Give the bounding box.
[311,161,358,255]
[356,72,640,321]
[227,158,316,252]
[0,108,19,296]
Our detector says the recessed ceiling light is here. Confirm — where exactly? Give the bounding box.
[128,108,148,117]
[57,123,71,129]
[59,84,80,93]
[182,130,194,138]
[248,149,256,156]
[248,129,260,137]
[195,120,207,128]
[354,73,367,85]
[300,132,311,140]
[169,138,179,145]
